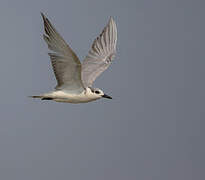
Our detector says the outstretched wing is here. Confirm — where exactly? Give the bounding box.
[41,13,84,93]
[81,17,117,87]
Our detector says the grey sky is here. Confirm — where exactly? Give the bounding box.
[0,0,204,179]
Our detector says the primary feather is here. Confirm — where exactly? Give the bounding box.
[41,13,84,93]
[81,17,117,87]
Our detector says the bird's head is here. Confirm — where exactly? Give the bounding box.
[85,87,112,100]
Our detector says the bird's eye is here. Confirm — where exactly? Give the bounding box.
[95,91,100,94]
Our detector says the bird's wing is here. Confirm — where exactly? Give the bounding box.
[81,17,117,87]
[41,13,84,93]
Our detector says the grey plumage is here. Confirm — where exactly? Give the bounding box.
[38,13,117,103]
[82,17,117,87]
[41,13,84,93]
[41,13,117,90]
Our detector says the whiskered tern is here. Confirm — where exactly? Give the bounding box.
[31,13,117,103]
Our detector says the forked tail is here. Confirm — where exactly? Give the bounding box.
[29,96,53,100]
[29,95,42,99]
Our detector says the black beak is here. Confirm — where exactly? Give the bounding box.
[102,94,112,99]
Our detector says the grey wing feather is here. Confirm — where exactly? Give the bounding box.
[82,17,117,87]
[41,13,84,92]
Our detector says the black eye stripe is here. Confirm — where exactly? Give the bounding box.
[95,91,100,94]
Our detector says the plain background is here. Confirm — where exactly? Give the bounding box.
[0,0,204,179]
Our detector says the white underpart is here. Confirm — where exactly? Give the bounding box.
[43,88,101,103]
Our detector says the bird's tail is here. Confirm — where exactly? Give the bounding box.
[28,95,43,99]
[28,95,53,100]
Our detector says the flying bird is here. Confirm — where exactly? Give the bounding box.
[31,13,117,103]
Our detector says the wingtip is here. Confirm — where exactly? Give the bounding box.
[40,12,44,17]
[109,16,115,22]
[40,12,47,21]
[108,16,117,27]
